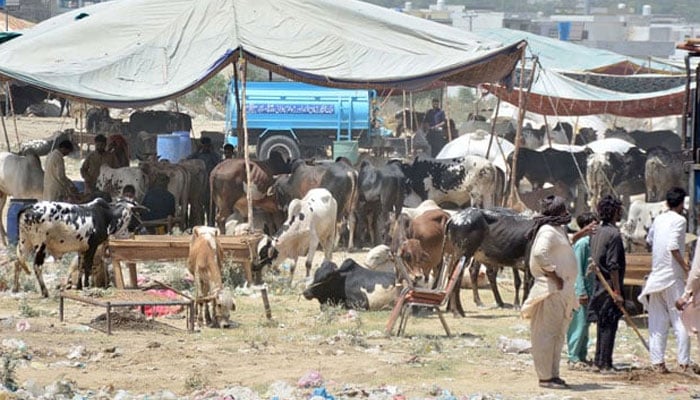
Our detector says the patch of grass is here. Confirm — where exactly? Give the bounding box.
[165,267,191,292]
[222,262,247,289]
[18,297,39,318]
[409,337,444,357]
[1,353,18,392]
[184,371,209,391]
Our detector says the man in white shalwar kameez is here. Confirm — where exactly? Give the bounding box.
[521,196,578,389]
[639,187,690,373]
[43,140,78,202]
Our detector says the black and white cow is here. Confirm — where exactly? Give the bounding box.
[14,198,142,297]
[302,259,400,311]
[396,155,501,209]
[445,207,536,311]
[356,160,405,246]
[605,128,681,152]
[585,140,647,210]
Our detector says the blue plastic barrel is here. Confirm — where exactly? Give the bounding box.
[173,131,192,160]
[7,198,38,246]
[156,134,182,163]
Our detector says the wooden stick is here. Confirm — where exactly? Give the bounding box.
[590,260,649,352]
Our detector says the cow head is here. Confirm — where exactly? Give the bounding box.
[303,260,343,306]
[108,198,146,238]
[398,239,431,285]
[212,288,236,328]
[253,235,279,272]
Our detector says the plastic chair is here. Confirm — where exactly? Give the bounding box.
[385,255,466,337]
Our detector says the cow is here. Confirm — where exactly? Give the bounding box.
[209,154,291,232]
[128,110,192,134]
[187,226,235,329]
[585,144,646,210]
[0,150,44,245]
[14,198,142,297]
[178,159,207,227]
[397,155,500,209]
[397,209,452,287]
[96,165,148,202]
[312,159,358,249]
[435,129,513,173]
[364,244,396,274]
[645,147,688,202]
[272,160,327,213]
[605,128,682,152]
[303,259,400,311]
[19,130,75,157]
[445,207,536,311]
[254,188,337,281]
[86,107,125,135]
[620,199,677,251]
[356,160,405,246]
[510,146,590,192]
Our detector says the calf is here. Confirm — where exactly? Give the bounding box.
[303,259,400,310]
[188,226,235,329]
[255,188,337,281]
[445,207,536,311]
[14,198,141,297]
[398,209,452,287]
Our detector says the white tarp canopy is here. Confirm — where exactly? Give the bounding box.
[0,0,525,108]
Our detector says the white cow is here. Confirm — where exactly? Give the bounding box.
[254,188,337,282]
[621,199,680,251]
[0,151,44,245]
[96,165,147,201]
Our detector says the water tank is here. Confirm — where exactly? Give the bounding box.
[642,5,652,16]
[404,1,412,11]
[436,0,445,11]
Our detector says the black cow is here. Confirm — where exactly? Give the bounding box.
[586,145,647,210]
[14,198,143,297]
[445,207,535,311]
[128,110,192,134]
[319,159,359,249]
[510,147,591,191]
[356,160,405,246]
[302,259,400,310]
[1,84,69,116]
[605,128,681,152]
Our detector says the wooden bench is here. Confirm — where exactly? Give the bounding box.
[108,234,262,289]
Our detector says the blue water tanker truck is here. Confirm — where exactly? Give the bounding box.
[225,81,384,160]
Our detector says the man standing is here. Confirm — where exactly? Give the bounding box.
[187,136,221,176]
[567,212,598,369]
[521,195,578,389]
[588,194,626,374]
[639,187,690,373]
[80,134,108,193]
[44,140,79,202]
[422,98,447,157]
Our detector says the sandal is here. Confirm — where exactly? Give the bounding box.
[567,361,588,371]
[539,379,568,389]
[652,363,670,374]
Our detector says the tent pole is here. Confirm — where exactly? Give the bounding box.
[485,96,501,160]
[444,84,452,142]
[6,82,19,150]
[240,58,254,230]
[1,114,10,152]
[543,115,552,148]
[233,61,243,155]
[508,53,536,209]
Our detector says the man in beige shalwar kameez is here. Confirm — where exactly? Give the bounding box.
[43,140,78,202]
[521,196,578,389]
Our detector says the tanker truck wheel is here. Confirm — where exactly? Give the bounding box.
[257,135,301,161]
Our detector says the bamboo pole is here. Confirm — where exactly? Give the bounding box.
[508,52,529,207]
[240,58,254,229]
[485,96,501,160]
[6,82,19,149]
[444,84,452,142]
[0,113,10,152]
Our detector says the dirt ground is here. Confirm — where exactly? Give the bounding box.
[0,116,699,399]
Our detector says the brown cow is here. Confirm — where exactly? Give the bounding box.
[397,209,452,287]
[209,157,284,231]
[188,226,234,329]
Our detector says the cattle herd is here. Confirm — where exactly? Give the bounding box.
[1,119,691,329]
